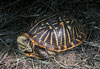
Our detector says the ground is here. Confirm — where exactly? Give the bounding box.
[0,0,100,69]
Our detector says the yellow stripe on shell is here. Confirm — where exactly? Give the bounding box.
[53,29,59,46]
[66,28,71,43]
[60,22,67,47]
[39,30,48,42]
[44,32,50,42]
[50,32,53,46]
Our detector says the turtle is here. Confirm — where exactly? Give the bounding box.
[17,13,87,59]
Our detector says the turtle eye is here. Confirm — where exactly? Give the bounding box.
[23,39,27,42]
[22,39,29,43]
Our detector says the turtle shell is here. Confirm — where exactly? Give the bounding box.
[24,13,87,53]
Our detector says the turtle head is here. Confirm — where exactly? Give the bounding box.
[17,35,33,53]
[17,34,55,59]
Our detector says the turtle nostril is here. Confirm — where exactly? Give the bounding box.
[23,48,32,53]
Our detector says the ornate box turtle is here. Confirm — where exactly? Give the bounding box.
[17,13,87,59]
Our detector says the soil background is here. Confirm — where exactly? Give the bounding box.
[0,0,100,69]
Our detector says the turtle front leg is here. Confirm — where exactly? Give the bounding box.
[33,46,50,59]
[24,46,49,59]
[24,52,41,59]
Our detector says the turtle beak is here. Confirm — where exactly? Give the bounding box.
[23,42,33,53]
[17,42,32,53]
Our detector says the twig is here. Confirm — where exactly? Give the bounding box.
[52,57,68,68]
[0,38,9,47]
[0,0,21,10]
[0,52,8,63]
